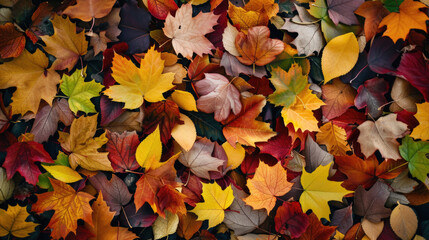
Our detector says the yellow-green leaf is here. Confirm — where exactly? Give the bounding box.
[153,211,179,240]
[136,125,163,171]
[41,165,82,183]
[321,32,359,83]
[60,69,103,114]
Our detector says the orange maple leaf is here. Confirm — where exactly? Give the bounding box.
[379,0,429,42]
[32,178,94,240]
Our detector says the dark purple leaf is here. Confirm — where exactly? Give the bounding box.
[100,96,125,126]
[354,180,392,222]
[341,52,376,89]
[354,77,389,118]
[368,37,403,74]
[120,203,157,228]
[331,205,353,234]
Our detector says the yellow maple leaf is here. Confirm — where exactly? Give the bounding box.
[41,15,88,71]
[190,182,234,229]
[244,0,279,19]
[316,121,350,156]
[0,49,60,115]
[299,162,353,221]
[228,3,269,33]
[0,205,38,238]
[410,102,429,141]
[104,46,175,109]
[58,115,113,171]
[379,0,429,43]
[243,161,293,214]
[282,86,325,132]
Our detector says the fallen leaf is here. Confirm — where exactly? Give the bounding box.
[163,3,219,58]
[321,78,356,120]
[147,0,178,20]
[42,164,82,183]
[354,77,389,118]
[235,26,285,66]
[399,135,429,183]
[194,73,242,121]
[357,114,408,160]
[63,0,116,21]
[221,52,267,78]
[177,213,202,240]
[361,218,384,240]
[187,54,220,81]
[322,32,359,83]
[153,211,179,240]
[0,168,14,204]
[354,1,389,40]
[136,125,163,171]
[390,77,423,113]
[190,182,234,229]
[244,161,293,214]
[40,15,88,71]
[104,46,175,109]
[396,51,429,101]
[300,162,352,221]
[106,130,140,173]
[297,212,336,240]
[317,121,350,156]
[390,203,418,240]
[303,136,333,173]
[222,23,240,56]
[331,205,353,234]
[170,90,198,112]
[274,201,309,238]
[171,113,197,151]
[353,181,391,222]
[33,178,94,239]
[228,3,269,34]
[0,205,38,238]
[379,0,429,42]
[326,0,363,25]
[0,22,25,58]
[410,103,429,141]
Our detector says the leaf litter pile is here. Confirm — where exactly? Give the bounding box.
[1,0,429,239]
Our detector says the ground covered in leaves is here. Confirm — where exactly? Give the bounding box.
[0,0,429,239]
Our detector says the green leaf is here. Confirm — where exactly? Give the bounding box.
[60,69,103,114]
[399,135,429,182]
[383,0,404,12]
[268,64,307,108]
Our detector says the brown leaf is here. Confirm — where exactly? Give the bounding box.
[0,23,25,58]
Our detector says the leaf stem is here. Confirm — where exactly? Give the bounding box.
[121,205,132,228]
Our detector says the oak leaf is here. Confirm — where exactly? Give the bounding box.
[58,115,113,171]
[299,162,352,221]
[190,182,234,229]
[316,121,350,156]
[40,15,88,71]
[194,73,242,121]
[0,205,38,238]
[0,49,60,115]
[163,3,219,58]
[410,103,429,141]
[63,0,116,21]
[84,192,137,240]
[235,26,284,66]
[223,94,276,147]
[321,78,356,120]
[104,46,175,109]
[60,69,103,115]
[32,178,94,240]
[379,0,429,42]
[244,161,293,213]
[357,114,408,160]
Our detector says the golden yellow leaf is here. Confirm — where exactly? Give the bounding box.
[228,3,269,33]
[244,0,279,18]
[0,205,38,238]
[222,142,245,169]
[42,165,83,183]
[104,46,175,109]
[190,182,234,229]
[171,90,198,112]
[322,32,359,83]
[40,15,88,71]
[58,115,113,171]
[172,114,197,151]
[317,121,350,156]
[136,125,163,171]
[410,102,429,141]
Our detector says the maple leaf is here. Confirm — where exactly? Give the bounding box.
[222,94,277,147]
[84,193,137,240]
[357,114,408,160]
[326,0,363,25]
[223,186,268,235]
[321,78,356,120]
[299,162,353,221]
[178,138,225,179]
[147,0,178,20]
[32,178,94,239]
[104,46,175,109]
[281,87,325,132]
[399,135,429,183]
[40,15,88,71]
[60,69,103,115]
[0,49,60,115]
[322,32,359,83]
[274,202,309,238]
[296,213,336,240]
[244,161,293,214]
[153,210,179,239]
[190,182,234,229]
[410,103,429,140]
[163,3,219,58]
[194,73,242,121]
[379,0,429,42]
[187,54,220,81]
[354,1,390,40]
[268,64,307,108]
[58,115,113,171]
[235,26,285,66]
[316,121,350,156]
[0,205,38,238]
[0,23,25,58]
[63,0,116,21]
[31,99,74,143]
[106,130,140,173]
[4,140,54,185]
[177,213,203,240]
[353,181,391,222]
[228,3,269,34]
[244,0,279,18]
[89,173,132,215]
